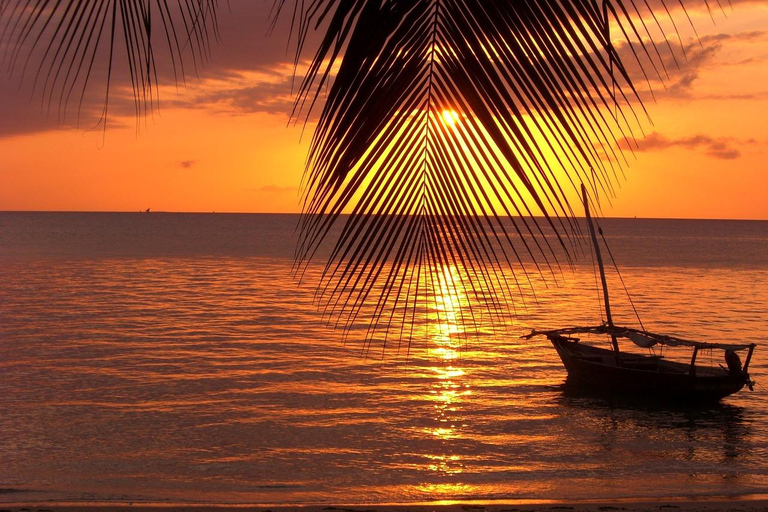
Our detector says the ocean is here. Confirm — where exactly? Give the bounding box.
[0,212,766,505]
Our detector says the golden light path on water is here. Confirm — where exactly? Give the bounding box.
[416,265,472,499]
[0,214,766,505]
[427,265,469,453]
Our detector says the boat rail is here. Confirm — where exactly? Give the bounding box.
[523,323,756,352]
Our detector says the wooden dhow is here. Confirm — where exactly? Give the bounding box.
[524,185,756,402]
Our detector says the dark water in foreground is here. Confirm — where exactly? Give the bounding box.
[0,213,766,505]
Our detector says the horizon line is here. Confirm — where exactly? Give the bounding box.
[1,210,767,222]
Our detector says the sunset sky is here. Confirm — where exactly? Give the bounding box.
[0,0,766,219]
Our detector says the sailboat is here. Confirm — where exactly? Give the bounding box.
[523,185,756,401]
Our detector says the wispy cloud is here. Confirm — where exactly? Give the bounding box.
[618,132,746,159]
[1,3,763,138]
[577,28,768,104]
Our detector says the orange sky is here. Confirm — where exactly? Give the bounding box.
[0,1,766,219]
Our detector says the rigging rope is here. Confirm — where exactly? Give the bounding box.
[588,223,605,324]
[596,223,645,332]
[586,172,604,324]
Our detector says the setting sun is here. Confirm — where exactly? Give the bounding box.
[441,109,460,127]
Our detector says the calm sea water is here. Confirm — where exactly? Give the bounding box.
[0,213,766,505]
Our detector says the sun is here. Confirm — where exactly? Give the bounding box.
[440,109,460,127]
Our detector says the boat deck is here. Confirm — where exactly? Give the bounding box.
[549,337,748,400]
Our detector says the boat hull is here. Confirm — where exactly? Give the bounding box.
[551,338,747,401]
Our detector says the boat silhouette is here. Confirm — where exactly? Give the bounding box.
[524,185,756,402]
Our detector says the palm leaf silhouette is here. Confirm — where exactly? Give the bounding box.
[2,1,712,350]
[0,1,219,126]
[281,0,708,351]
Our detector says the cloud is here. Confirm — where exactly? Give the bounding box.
[557,23,767,105]
[166,63,301,117]
[618,132,743,159]
[0,1,763,138]
[699,30,766,45]
[0,75,134,138]
[643,0,765,14]
[613,35,721,100]
[0,1,301,137]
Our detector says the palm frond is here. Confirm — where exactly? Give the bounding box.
[0,0,219,126]
[281,0,711,351]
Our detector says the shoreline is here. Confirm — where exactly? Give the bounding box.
[3,499,768,512]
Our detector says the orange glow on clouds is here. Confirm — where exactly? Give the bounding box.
[0,3,766,219]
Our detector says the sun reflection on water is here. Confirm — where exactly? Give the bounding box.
[421,265,472,479]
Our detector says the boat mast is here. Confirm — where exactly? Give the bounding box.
[581,184,620,354]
